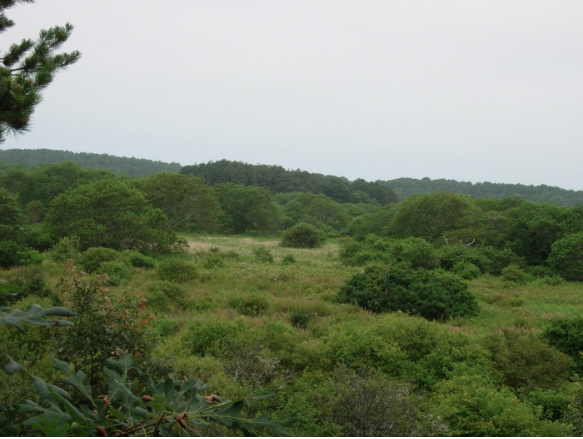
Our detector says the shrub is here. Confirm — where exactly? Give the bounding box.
[221,250,240,259]
[501,264,528,283]
[157,258,198,283]
[56,263,155,396]
[337,265,479,320]
[453,261,481,280]
[228,294,270,316]
[281,254,296,265]
[186,317,248,357]
[24,225,54,252]
[121,250,157,269]
[78,247,122,273]
[338,238,365,262]
[145,280,189,311]
[531,275,565,286]
[481,329,573,392]
[319,365,447,437]
[433,373,560,436]
[0,240,20,268]
[543,317,583,375]
[252,246,274,263]
[99,260,133,286]
[202,255,224,269]
[50,236,80,261]
[280,222,325,249]
[526,388,572,422]
[325,313,490,387]
[290,310,312,329]
[340,236,438,269]
[389,237,439,270]
[438,245,525,275]
[16,249,44,266]
[0,268,60,307]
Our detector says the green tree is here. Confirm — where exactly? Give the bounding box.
[0,187,26,268]
[43,179,175,251]
[547,232,583,281]
[20,162,113,207]
[346,205,397,240]
[0,1,80,143]
[133,172,219,233]
[0,186,24,241]
[387,192,481,243]
[505,202,568,266]
[284,192,349,232]
[214,183,281,234]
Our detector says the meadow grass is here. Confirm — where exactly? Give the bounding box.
[4,233,582,338]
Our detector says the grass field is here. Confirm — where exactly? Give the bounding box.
[160,234,583,335]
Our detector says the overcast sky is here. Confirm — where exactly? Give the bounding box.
[4,0,583,189]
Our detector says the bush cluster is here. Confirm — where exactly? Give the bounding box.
[280,222,325,249]
[337,265,478,320]
[157,258,198,283]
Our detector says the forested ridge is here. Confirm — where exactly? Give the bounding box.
[0,148,181,177]
[4,149,583,207]
[381,176,583,207]
[181,159,398,205]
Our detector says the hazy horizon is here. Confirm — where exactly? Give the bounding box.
[3,1,582,190]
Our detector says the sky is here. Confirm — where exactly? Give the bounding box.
[3,0,583,190]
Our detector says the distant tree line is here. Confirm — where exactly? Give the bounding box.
[180,159,398,205]
[0,148,181,177]
[380,177,583,207]
[3,149,582,207]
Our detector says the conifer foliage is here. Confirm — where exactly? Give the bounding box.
[0,0,80,143]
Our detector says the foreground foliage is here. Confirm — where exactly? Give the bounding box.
[0,276,295,436]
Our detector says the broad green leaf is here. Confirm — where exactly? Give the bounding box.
[32,417,71,437]
[245,388,280,400]
[0,304,76,331]
[2,354,24,375]
[52,357,93,403]
[0,280,20,297]
[20,400,72,428]
[49,391,87,427]
[104,352,135,376]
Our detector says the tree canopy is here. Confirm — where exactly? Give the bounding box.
[0,1,80,143]
[44,179,175,252]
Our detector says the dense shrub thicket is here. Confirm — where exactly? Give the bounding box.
[156,258,198,283]
[280,222,325,248]
[337,265,478,320]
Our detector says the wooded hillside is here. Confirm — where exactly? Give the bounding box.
[381,177,583,207]
[0,148,181,176]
